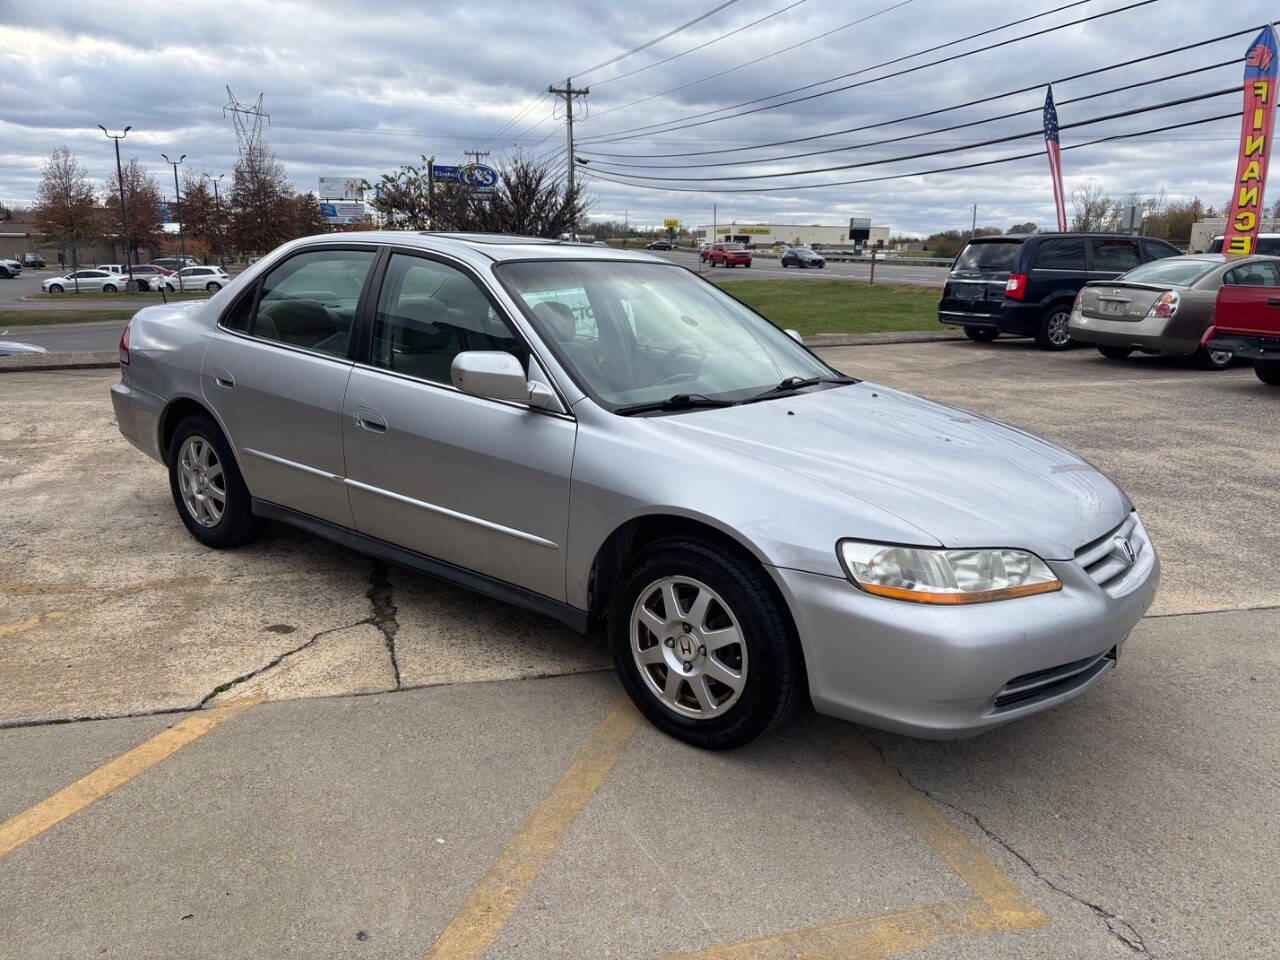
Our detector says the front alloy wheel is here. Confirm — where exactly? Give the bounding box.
[631,576,748,719]
[167,413,264,548]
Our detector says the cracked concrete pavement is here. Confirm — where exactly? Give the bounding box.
[2,342,1278,959]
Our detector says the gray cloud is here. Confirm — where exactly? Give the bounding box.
[0,0,1256,235]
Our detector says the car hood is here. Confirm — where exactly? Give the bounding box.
[656,382,1127,560]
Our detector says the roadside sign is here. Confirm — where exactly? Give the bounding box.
[664,218,679,229]
[434,163,499,192]
[320,201,366,224]
[318,177,364,201]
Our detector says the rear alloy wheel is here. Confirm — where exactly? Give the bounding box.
[1255,359,1280,385]
[963,325,998,343]
[1034,306,1073,351]
[167,413,265,549]
[1097,345,1133,359]
[1192,346,1233,370]
[610,537,801,750]
[103,283,118,293]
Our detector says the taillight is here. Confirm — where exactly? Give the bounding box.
[119,321,131,365]
[1072,290,1084,313]
[1005,273,1028,300]
[1146,291,1180,319]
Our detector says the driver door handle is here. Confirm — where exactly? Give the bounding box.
[354,406,388,434]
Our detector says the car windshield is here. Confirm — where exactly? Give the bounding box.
[496,260,839,410]
[721,243,745,251]
[952,240,1021,272]
[1118,259,1221,286]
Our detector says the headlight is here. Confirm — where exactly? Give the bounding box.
[838,540,1061,604]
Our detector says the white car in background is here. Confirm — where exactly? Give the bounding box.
[159,265,230,292]
[41,269,129,293]
[0,258,22,278]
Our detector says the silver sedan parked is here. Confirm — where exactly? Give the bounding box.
[111,232,1159,748]
[1068,254,1280,369]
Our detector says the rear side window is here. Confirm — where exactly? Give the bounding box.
[1032,238,1086,270]
[1224,261,1280,286]
[250,248,375,358]
[952,240,1021,272]
[1090,238,1142,273]
[1142,239,1181,260]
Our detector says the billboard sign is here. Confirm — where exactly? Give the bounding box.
[319,201,367,225]
[1223,26,1279,256]
[318,177,364,201]
[663,218,680,229]
[157,202,171,224]
[736,225,772,235]
[433,163,499,192]
[849,217,871,242]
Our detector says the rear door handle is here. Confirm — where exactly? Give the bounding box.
[211,368,235,389]
[354,406,388,434]
[1266,298,1280,307]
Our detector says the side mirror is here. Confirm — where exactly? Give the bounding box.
[451,351,555,409]
[785,328,804,344]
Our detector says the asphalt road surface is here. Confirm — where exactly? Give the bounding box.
[654,248,949,285]
[2,343,1277,959]
[0,318,126,353]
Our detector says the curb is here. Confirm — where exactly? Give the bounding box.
[0,351,118,373]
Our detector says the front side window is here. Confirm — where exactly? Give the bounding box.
[370,254,527,385]
[497,260,836,410]
[250,248,375,358]
[1090,238,1142,273]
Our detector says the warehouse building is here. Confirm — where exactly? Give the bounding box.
[692,221,891,249]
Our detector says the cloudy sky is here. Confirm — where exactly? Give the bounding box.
[0,0,1264,236]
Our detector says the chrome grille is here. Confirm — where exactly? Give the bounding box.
[993,647,1116,712]
[1075,512,1143,589]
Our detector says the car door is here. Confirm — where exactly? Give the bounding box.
[342,250,575,601]
[202,245,378,528]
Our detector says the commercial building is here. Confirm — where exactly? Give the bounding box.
[692,222,891,249]
[1189,217,1279,252]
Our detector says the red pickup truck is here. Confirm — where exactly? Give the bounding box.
[1205,285,1280,386]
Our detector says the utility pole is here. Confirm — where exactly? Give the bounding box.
[548,78,589,197]
[463,148,490,168]
[162,154,187,290]
[203,174,225,266]
[426,155,435,229]
[98,125,134,291]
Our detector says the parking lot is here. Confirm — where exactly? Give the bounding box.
[2,340,1277,959]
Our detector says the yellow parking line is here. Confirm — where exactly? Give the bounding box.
[0,698,260,861]
[426,694,642,960]
[664,899,983,960]
[840,733,1046,931]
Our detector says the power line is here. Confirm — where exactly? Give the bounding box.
[581,24,1266,159]
[582,59,1238,169]
[475,90,553,148]
[571,1,741,79]
[579,0,1157,145]
[586,85,1240,182]
[590,0,811,89]
[583,110,1240,193]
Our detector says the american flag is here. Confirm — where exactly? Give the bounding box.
[1043,86,1067,232]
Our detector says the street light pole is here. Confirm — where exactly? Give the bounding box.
[162,153,187,290]
[203,173,225,267]
[98,125,134,291]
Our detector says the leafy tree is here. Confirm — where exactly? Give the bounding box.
[284,193,327,240]
[102,157,165,258]
[230,145,295,255]
[32,146,100,268]
[1007,221,1038,234]
[178,175,226,262]
[363,156,434,229]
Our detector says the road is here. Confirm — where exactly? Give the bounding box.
[2,342,1277,959]
[0,318,126,352]
[653,248,949,285]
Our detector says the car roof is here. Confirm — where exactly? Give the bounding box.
[272,230,666,266]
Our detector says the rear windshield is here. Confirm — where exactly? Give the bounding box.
[952,240,1020,272]
[1209,236,1280,255]
[1118,259,1220,287]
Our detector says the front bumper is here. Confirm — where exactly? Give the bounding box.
[110,378,167,463]
[767,516,1159,738]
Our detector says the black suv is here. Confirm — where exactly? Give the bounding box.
[937,233,1182,350]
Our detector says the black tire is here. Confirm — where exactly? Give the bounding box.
[1255,359,1280,385]
[744,262,751,268]
[1191,345,1233,370]
[48,283,64,293]
[780,259,788,267]
[103,283,118,293]
[609,537,802,750]
[1097,345,1133,359]
[166,413,265,549]
[963,325,998,343]
[1034,305,1073,351]
[817,262,825,269]
[206,281,222,292]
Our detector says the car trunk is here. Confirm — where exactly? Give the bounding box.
[1079,282,1165,322]
[939,239,1023,317]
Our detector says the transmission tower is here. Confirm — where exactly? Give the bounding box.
[223,86,270,157]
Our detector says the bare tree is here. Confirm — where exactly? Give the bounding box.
[229,144,295,255]
[1071,179,1113,232]
[32,146,100,270]
[103,157,165,258]
[435,155,588,237]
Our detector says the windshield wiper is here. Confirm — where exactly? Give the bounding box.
[615,393,736,416]
[740,375,856,404]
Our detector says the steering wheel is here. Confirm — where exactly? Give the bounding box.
[657,341,706,385]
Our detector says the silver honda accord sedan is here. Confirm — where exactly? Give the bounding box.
[111,232,1159,749]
